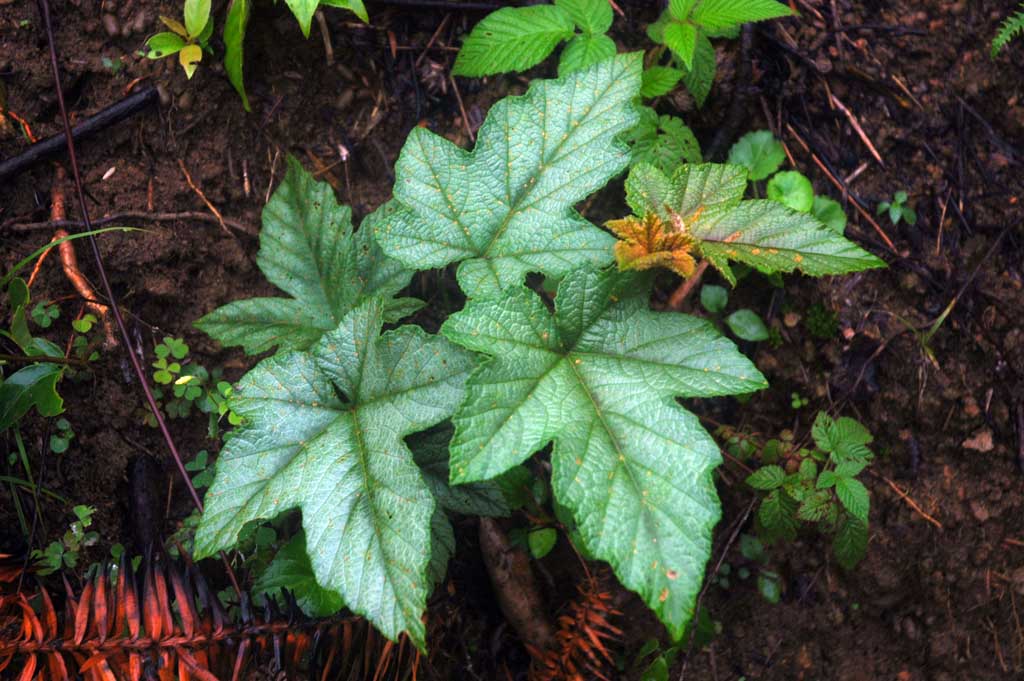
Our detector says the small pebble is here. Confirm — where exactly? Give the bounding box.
[101,13,120,37]
[132,11,147,34]
[177,90,194,110]
[962,428,994,452]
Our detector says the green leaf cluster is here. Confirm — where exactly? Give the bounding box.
[195,56,883,649]
[647,0,792,106]
[627,107,702,175]
[1,279,65,431]
[877,190,917,226]
[144,0,214,79]
[745,411,874,569]
[452,0,615,78]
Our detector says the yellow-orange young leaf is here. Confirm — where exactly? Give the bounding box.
[179,44,202,79]
[605,212,698,279]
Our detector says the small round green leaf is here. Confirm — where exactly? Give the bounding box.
[766,171,814,213]
[699,284,728,314]
[725,308,770,341]
[811,195,847,234]
[527,528,558,559]
[728,130,785,181]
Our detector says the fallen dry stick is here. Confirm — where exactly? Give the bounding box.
[479,517,556,653]
[872,471,943,530]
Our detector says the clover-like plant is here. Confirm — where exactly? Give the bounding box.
[195,54,886,650]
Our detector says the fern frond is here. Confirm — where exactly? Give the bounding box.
[0,553,418,681]
[992,2,1024,57]
[530,574,623,681]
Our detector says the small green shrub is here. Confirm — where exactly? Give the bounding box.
[742,412,875,569]
[877,190,917,226]
[193,57,884,648]
[144,0,214,79]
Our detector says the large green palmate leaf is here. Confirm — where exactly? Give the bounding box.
[441,266,766,637]
[193,299,476,648]
[251,424,508,619]
[195,159,418,354]
[624,163,886,284]
[376,54,641,299]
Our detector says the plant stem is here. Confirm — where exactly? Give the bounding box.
[668,261,709,310]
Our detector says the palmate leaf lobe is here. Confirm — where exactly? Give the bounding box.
[194,299,476,649]
[376,54,642,299]
[195,159,419,355]
[442,266,766,638]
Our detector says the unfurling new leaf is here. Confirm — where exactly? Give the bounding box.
[617,162,886,284]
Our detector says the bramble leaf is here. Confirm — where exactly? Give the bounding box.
[690,0,792,30]
[194,299,476,648]
[626,108,702,175]
[640,66,684,98]
[558,33,617,75]
[835,477,869,522]
[681,33,715,106]
[663,21,699,69]
[555,0,613,34]
[442,266,766,638]
[833,515,868,569]
[746,465,785,490]
[196,159,418,354]
[623,163,886,285]
[452,5,576,77]
[758,488,798,543]
[377,55,641,298]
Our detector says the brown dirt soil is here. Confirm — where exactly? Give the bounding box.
[2,1,1024,679]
